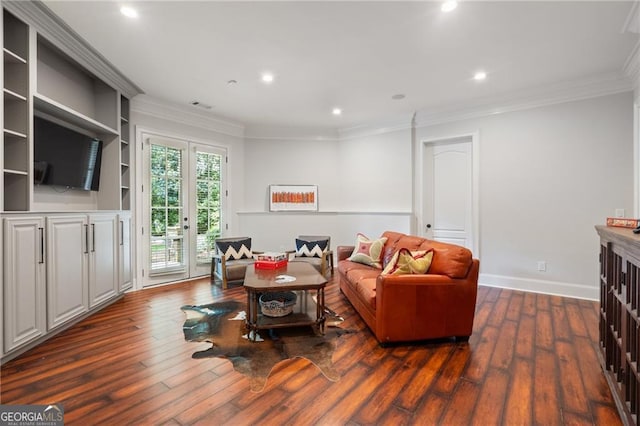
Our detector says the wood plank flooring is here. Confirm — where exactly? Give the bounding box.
[0,276,622,425]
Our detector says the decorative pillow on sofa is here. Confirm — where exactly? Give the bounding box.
[381,248,434,275]
[349,233,388,269]
[295,238,329,258]
[216,238,252,260]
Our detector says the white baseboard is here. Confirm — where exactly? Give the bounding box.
[479,273,599,301]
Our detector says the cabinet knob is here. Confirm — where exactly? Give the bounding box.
[183,225,189,230]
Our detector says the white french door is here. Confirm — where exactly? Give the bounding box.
[141,134,226,287]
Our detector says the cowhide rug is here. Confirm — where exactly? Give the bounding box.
[181,300,354,392]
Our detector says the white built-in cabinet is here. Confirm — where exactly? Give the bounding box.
[1,3,141,362]
[4,212,121,353]
[88,213,118,307]
[45,214,88,330]
[3,216,46,352]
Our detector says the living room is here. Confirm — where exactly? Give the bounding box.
[1,0,639,424]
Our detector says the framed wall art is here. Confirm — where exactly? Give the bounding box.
[269,184,318,212]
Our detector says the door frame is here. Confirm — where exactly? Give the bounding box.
[416,131,480,257]
[134,126,228,289]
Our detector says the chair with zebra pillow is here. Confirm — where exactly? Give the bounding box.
[288,235,333,277]
[211,237,259,289]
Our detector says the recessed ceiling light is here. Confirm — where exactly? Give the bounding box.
[332,108,342,116]
[261,73,274,84]
[392,94,406,100]
[441,1,458,13]
[473,71,487,81]
[120,6,138,19]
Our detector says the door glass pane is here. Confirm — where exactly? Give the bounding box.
[195,151,222,264]
[150,144,185,273]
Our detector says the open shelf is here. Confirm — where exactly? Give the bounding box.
[119,95,131,210]
[3,9,29,211]
[34,94,118,135]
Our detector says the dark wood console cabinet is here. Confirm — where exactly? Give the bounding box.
[596,225,640,425]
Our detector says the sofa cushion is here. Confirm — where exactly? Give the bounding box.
[216,238,252,260]
[381,248,433,275]
[381,231,472,279]
[355,278,377,310]
[295,238,329,258]
[349,233,387,269]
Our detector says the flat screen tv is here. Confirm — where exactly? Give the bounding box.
[33,116,103,191]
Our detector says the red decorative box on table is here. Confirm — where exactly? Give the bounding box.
[255,259,288,269]
[254,252,288,269]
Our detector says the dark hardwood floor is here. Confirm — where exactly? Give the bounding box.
[0,275,622,425]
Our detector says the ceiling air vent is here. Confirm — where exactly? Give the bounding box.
[189,100,213,110]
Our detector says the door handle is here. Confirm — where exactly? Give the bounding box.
[120,220,124,246]
[84,224,89,254]
[183,225,189,230]
[426,224,432,229]
[92,223,96,252]
[39,227,45,264]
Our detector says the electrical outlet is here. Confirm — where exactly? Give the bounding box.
[537,261,547,272]
[615,209,625,218]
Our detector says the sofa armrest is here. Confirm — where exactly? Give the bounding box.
[337,246,354,261]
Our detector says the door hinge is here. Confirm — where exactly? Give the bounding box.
[142,269,145,277]
[225,190,228,197]
[225,156,228,163]
[141,184,144,192]
[141,227,144,235]
[226,223,229,230]
[141,142,144,150]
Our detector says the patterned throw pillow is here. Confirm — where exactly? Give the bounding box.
[295,238,329,258]
[216,238,252,260]
[348,233,388,269]
[381,248,434,276]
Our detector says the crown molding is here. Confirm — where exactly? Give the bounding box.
[244,124,339,142]
[415,71,632,128]
[131,94,245,138]
[4,1,143,99]
[337,115,413,140]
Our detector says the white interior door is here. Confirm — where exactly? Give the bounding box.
[423,138,475,251]
[141,134,226,287]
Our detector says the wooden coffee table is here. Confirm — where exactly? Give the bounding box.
[243,262,328,341]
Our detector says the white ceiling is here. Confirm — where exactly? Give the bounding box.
[42,1,639,130]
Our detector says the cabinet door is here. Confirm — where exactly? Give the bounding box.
[89,213,118,307]
[46,215,89,330]
[119,212,132,291]
[3,216,46,352]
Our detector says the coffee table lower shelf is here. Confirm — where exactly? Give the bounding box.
[246,290,326,341]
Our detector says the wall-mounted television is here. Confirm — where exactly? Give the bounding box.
[33,115,103,191]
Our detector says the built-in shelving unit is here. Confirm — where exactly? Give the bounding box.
[3,9,30,211]
[0,1,142,214]
[120,95,130,210]
[1,1,142,363]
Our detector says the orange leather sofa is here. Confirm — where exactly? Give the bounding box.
[337,231,479,345]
